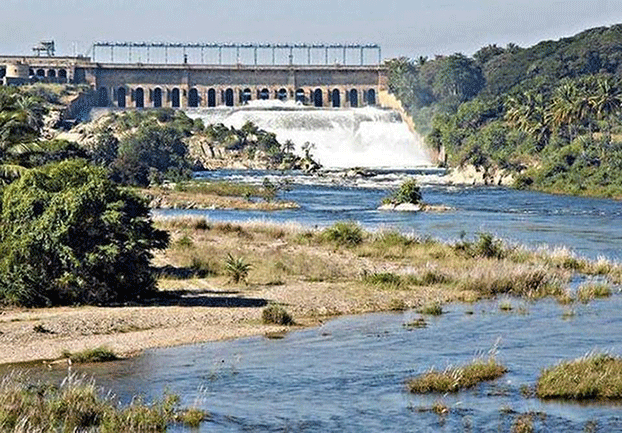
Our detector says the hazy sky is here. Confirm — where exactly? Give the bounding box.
[3,0,622,60]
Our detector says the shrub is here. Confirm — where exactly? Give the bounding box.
[224,254,252,284]
[418,302,443,315]
[0,160,169,307]
[363,272,402,289]
[383,178,423,205]
[262,304,293,325]
[322,221,364,246]
[536,353,622,399]
[407,356,507,393]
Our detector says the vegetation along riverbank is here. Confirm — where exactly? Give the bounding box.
[388,23,622,199]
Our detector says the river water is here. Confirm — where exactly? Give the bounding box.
[15,170,622,432]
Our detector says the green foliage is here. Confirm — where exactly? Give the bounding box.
[0,160,169,307]
[224,253,252,284]
[383,178,423,205]
[321,221,364,247]
[363,272,403,289]
[262,304,294,325]
[418,302,443,316]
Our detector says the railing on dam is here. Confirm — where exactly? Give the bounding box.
[90,42,382,66]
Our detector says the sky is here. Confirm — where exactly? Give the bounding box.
[3,0,622,61]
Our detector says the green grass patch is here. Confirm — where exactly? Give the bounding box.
[363,272,403,289]
[61,347,119,363]
[321,221,364,247]
[577,282,612,303]
[537,353,622,400]
[407,357,507,393]
[418,302,443,316]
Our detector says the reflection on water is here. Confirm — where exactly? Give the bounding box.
[17,296,622,432]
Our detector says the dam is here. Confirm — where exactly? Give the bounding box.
[0,41,434,168]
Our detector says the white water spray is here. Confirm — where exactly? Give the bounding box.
[187,101,433,169]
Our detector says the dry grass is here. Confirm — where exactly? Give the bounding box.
[407,356,507,393]
[577,282,612,303]
[536,353,622,400]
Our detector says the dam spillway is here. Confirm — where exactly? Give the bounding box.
[187,103,432,169]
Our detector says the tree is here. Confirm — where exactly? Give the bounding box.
[0,160,169,306]
[433,54,485,102]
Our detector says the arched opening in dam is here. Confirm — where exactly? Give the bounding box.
[117,87,126,108]
[367,89,376,106]
[58,69,67,79]
[135,88,144,108]
[259,88,270,100]
[36,69,45,77]
[295,89,305,103]
[331,89,340,108]
[278,88,288,101]
[171,88,180,108]
[350,89,358,108]
[188,88,199,107]
[242,88,252,104]
[225,89,234,107]
[47,69,56,78]
[208,89,216,107]
[153,88,162,107]
[98,87,108,107]
[313,89,323,107]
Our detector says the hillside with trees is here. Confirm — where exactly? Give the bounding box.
[388,24,622,198]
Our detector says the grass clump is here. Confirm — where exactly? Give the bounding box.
[418,302,443,316]
[577,282,612,303]
[407,356,507,393]
[262,304,294,325]
[457,266,563,299]
[455,232,507,259]
[536,353,622,400]
[321,221,364,247]
[176,407,209,427]
[363,272,402,289]
[0,373,203,432]
[223,253,252,284]
[387,298,407,311]
[61,346,119,363]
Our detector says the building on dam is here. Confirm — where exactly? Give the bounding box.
[0,41,388,109]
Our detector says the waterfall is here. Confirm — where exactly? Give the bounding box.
[186,101,433,169]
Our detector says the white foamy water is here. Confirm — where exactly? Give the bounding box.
[186,103,433,169]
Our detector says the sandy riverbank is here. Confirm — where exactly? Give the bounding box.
[1,218,615,366]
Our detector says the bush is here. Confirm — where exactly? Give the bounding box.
[224,254,252,284]
[62,347,118,363]
[0,160,169,306]
[322,221,364,246]
[262,304,293,325]
[383,178,423,205]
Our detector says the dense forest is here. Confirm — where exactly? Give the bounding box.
[387,24,622,198]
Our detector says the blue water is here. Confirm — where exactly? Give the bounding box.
[15,170,622,432]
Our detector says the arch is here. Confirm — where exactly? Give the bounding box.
[331,89,341,108]
[117,87,126,108]
[349,89,359,108]
[295,89,305,104]
[188,88,199,107]
[153,87,162,107]
[135,87,144,108]
[36,69,45,77]
[277,88,288,101]
[208,88,216,107]
[171,88,180,108]
[58,69,67,79]
[367,89,376,106]
[242,88,252,104]
[47,69,56,78]
[97,87,108,107]
[259,88,270,100]
[224,88,234,107]
[313,89,323,107]
[29,69,34,76]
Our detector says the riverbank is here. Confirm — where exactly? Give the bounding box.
[1,219,619,366]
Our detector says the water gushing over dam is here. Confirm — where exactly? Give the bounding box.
[187,102,433,169]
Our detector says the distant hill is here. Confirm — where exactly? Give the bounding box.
[388,24,622,199]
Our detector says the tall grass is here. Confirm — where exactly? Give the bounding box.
[407,356,507,393]
[537,353,622,399]
[0,373,208,432]
[321,222,364,247]
[61,347,118,363]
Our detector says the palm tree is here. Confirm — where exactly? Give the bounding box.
[547,81,579,140]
